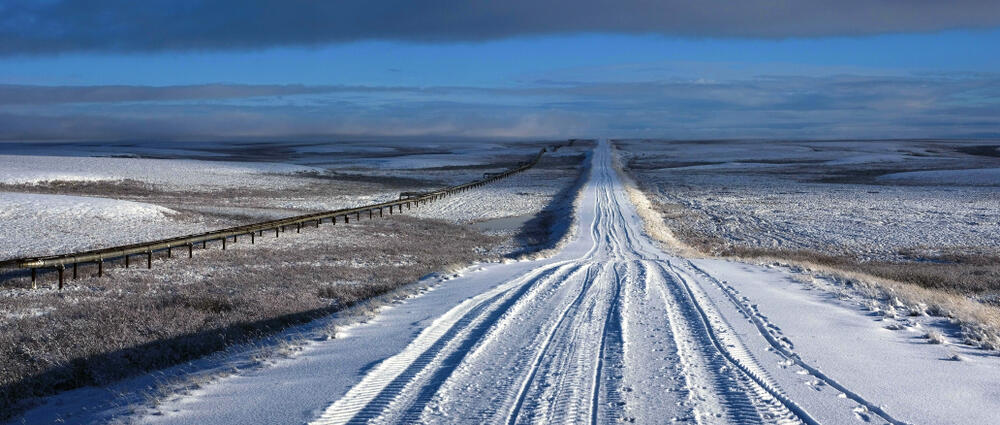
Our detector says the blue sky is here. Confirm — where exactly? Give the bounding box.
[2,1,999,140]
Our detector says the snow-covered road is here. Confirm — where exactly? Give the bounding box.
[132,141,1000,425]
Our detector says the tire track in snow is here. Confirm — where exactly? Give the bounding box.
[618,260,692,423]
[592,262,626,424]
[683,260,912,425]
[310,261,580,425]
[504,263,607,425]
[304,141,882,425]
[390,263,588,424]
[656,261,815,425]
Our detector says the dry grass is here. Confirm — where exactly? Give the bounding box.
[0,216,502,417]
[714,246,1000,296]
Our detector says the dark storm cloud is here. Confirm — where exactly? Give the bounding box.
[2,0,1000,54]
[2,73,998,140]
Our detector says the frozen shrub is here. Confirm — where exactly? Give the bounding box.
[924,331,946,345]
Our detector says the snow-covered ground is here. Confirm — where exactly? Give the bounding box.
[0,155,319,191]
[0,141,584,259]
[15,140,998,424]
[0,192,210,259]
[616,139,1000,260]
[407,164,581,224]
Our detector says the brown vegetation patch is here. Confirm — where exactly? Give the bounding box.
[0,216,501,417]
[0,179,160,197]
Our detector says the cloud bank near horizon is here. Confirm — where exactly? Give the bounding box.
[3,73,998,141]
[3,0,1000,55]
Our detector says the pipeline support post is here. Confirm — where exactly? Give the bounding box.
[97,259,103,277]
[147,251,152,269]
[58,265,64,290]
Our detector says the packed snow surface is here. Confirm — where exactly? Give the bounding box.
[17,141,998,424]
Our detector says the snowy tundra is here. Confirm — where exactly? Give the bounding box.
[0,140,588,421]
[12,141,998,424]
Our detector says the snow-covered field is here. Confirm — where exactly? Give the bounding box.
[0,192,209,259]
[0,139,590,422]
[0,154,319,190]
[0,140,584,259]
[14,141,998,424]
[616,139,1000,261]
